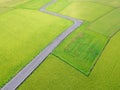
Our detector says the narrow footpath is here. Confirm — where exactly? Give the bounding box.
[1,0,83,90]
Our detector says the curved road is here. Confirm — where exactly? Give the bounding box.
[1,0,83,90]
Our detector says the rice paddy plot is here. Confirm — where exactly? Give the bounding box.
[46,0,72,13]
[52,23,107,75]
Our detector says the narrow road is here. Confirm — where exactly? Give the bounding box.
[1,0,83,90]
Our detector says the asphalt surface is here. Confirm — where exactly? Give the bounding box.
[1,0,83,90]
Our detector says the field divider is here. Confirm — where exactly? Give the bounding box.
[1,0,83,90]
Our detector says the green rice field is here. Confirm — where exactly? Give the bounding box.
[0,0,120,89]
[53,23,108,75]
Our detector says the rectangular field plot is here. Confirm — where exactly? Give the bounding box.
[59,2,113,21]
[0,9,72,87]
[89,8,120,37]
[53,24,107,75]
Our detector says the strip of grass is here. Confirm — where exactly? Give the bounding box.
[89,8,120,37]
[0,8,72,88]
[18,30,120,89]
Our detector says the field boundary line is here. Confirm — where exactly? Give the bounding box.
[89,8,115,24]
[1,0,83,90]
[89,29,120,76]
[52,53,88,76]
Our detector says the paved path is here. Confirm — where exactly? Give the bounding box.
[1,0,83,90]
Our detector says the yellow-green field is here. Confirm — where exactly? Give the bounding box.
[52,23,108,75]
[0,0,120,89]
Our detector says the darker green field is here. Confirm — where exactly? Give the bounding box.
[53,23,107,75]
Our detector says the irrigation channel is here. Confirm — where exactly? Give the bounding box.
[1,0,83,90]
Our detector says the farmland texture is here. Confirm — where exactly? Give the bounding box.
[49,0,120,75]
[0,0,120,89]
[0,0,72,87]
[19,0,120,89]
[19,31,120,89]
